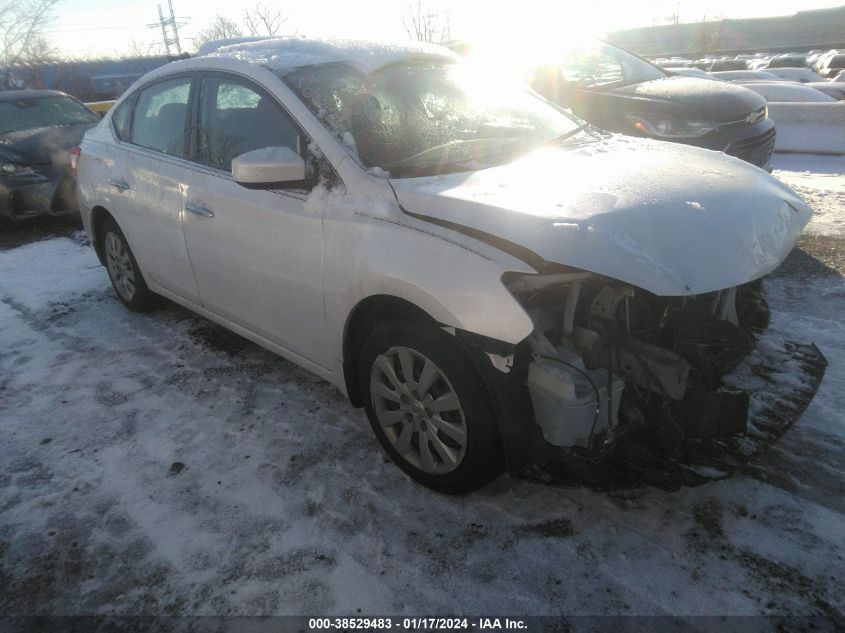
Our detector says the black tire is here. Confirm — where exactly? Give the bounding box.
[359,321,504,494]
[100,217,160,312]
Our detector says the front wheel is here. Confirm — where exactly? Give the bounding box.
[359,322,504,494]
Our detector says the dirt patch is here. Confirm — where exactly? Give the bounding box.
[775,238,845,278]
[693,498,725,540]
[737,549,842,618]
[459,522,489,545]
[188,321,254,356]
[685,498,728,554]
[519,517,575,538]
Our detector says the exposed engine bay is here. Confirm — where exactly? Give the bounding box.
[505,271,777,461]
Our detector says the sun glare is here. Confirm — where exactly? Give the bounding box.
[457,1,607,83]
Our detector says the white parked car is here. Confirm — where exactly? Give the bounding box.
[763,67,825,83]
[802,82,845,100]
[709,70,782,82]
[664,67,713,79]
[76,38,813,493]
[738,81,836,103]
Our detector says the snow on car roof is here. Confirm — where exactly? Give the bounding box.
[207,36,459,75]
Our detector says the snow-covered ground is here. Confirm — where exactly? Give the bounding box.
[1,155,844,618]
[774,154,845,237]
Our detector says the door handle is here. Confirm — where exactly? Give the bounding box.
[185,201,214,218]
[111,179,130,192]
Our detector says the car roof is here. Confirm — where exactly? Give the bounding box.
[203,36,459,75]
[0,89,69,102]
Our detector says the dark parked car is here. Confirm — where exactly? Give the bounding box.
[0,90,99,224]
[531,41,776,171]
[815,53,845,78]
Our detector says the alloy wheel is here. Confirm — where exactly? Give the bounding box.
[104,231,136,303]
[370,346,468,474]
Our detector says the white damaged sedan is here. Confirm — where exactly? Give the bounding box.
[76,38,814,493]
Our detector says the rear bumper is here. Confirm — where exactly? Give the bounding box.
[0,166,78,222]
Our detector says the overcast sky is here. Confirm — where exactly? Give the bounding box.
[46,0,845,58]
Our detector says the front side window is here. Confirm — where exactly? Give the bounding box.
[0,96,99,135]
[282,61,579,176]
[556,41,666,89]
[130,77,191,156]
[197,76,301,171]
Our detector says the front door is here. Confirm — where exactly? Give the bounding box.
[180,73,328,368]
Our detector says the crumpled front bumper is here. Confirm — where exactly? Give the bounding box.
[525,339,826,491]
[0,165,77,222]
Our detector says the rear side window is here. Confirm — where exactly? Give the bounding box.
[111,98,132,140]
[130,77,191,156]
[196,75,301,171]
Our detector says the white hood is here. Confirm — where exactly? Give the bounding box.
[389,137,811,296]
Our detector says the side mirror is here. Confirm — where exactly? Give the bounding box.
[232,146,306,189]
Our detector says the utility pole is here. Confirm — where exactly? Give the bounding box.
[148,0,186,57]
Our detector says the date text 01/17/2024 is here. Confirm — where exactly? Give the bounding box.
[308,618,528,630]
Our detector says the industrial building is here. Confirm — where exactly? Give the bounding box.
[608,5,845,57]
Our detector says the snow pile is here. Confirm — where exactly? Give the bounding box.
[211,37,458,76]
[773,154,845,236]
[769,103,845,154]
[196,36,277,57]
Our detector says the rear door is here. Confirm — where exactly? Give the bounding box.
[113,74,201,304]
[180,72,328,368]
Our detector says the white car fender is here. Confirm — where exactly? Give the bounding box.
[319,184,537,389]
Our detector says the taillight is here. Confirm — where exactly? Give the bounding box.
[69,147,81,176]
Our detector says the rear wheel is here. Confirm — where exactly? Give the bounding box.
[359,321,503,494]
[101,217,159,312]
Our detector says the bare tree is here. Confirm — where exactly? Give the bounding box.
[689,15,725,56]
[402,1,450,44]
[51,61,96,101]
[243,3,288,37]
[193,15,243,50]
[127,38,165,58]
[0,0,59,88]
[10,34,57,89]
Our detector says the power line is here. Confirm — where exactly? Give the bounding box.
[147,0,187,56]
[45,24,154,34]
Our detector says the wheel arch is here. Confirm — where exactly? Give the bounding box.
[342,294,438,407]
[90,205,114,265]
[341,292,539,475]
